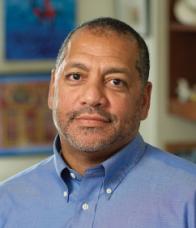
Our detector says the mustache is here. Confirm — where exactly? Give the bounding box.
[67,107,117,123]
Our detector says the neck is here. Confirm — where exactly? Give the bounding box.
[60,146,107,175]
[59,135,132,175]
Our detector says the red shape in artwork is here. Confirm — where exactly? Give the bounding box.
[32,0,56,21]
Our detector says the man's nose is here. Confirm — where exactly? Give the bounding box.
[79,81,108,107]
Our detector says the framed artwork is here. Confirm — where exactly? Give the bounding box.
[0,0,76,72]
[0,73,56,156]
[115,0,150,36]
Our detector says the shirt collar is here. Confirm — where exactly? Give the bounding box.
[102,133,146,198]
[53,133,146,197]
[53,135,68,179]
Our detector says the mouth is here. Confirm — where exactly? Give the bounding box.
[75,114,111,126]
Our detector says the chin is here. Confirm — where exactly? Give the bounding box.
[65,133,117,153]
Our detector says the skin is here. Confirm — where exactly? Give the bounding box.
[48,28,152,175]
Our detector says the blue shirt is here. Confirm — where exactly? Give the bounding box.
[0,134,196,228]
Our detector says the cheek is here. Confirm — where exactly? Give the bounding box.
[109,96,132,120]
[109,94,142,123]
[56,87,79,111]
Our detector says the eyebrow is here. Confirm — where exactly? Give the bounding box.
[66,62,130,75]
[66,62,89,71]
[103,67,130,75]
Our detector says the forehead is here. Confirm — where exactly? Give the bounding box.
[65,28,139,64]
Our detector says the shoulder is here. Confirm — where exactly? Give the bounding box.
[0,155,55,193]
[123,143,196,209]
[0,155,58,224]
[141,144,196,187]
[145,144,196,173]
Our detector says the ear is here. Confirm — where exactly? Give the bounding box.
[48,69,56,110]
[140,82,152,120]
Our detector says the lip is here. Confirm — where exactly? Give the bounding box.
[75,114,110,124]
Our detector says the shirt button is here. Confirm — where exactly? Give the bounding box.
[106,188,112,194]
[82,203,89,210]
[70,172,76,179]
[63,191,68,197]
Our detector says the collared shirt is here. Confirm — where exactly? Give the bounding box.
[0,134,196,228]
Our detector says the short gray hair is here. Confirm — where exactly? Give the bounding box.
[55,17,150,83]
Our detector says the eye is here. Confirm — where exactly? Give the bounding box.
[110,79,127,87]
[66,73,81,81]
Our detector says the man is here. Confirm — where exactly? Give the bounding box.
[0,17,196,228]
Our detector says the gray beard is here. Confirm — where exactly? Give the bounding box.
[61,125,127,153]
[53,106,141,154]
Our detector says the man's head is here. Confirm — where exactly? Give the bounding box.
[48,17,152,159]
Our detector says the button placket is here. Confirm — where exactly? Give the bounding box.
[70,172,76,179]
[63,191,68,197]
[106,188,112,194]
[82,203,89,210]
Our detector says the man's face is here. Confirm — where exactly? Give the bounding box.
[48,29,151,156]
